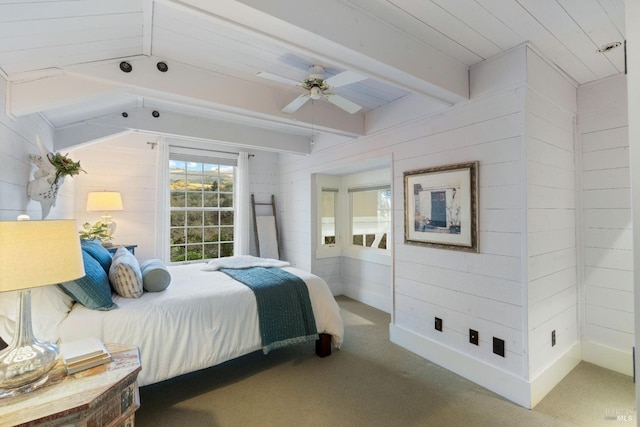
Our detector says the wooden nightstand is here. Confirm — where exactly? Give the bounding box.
[0,344,141,426]
[105,244,137,255]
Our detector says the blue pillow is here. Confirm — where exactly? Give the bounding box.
[140,259,172,292]
[59,251,117,311]
[80,239,112,274]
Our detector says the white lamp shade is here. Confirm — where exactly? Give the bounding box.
[0,220,85,292]
[86,192,123,212]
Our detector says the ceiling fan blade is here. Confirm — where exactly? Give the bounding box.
[325,93,362,114]
[256,71,300,86]
[282,94,311,113]
[324,70,367,88]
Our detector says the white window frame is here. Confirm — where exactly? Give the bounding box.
[315,175,342,259]
[348,185,391,248]
[168,149,238,264]
[314,170,391,265]
[343,185,391,264]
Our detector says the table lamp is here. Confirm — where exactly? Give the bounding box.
[0,219,85,398]
[86,191,123,243]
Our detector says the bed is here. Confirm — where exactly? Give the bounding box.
[0,248,344,387]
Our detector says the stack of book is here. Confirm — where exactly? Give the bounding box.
[59,337,112,374]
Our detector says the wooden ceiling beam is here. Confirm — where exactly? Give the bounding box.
[7,56,365,138]
[184,0,469,105]
[54,108,312,154]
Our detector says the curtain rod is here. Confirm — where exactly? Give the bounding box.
[147,142,254,157]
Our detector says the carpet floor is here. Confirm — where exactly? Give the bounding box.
[136,296,635,427]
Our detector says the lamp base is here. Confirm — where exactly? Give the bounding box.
[101,214,117,238]
[0,372,50,399]
[0,290,59,398]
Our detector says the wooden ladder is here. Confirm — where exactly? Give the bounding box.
[251,194,280,259]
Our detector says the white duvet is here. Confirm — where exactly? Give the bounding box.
[58,265,344,387]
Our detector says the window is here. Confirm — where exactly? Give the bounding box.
[169,159,234,262]
[314,168,391,263]
[349,186,391,250]
[321,188,338,246]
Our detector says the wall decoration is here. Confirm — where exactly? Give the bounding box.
[27,136,85,219]
[404,161,478,252]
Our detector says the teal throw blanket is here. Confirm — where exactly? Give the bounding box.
[220,267,319,354]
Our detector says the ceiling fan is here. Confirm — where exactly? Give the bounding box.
[257,65,367,114]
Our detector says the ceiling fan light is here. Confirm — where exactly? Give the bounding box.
[310,86,323,100]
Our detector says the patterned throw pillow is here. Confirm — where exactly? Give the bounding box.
[109,247,143,298]
[59,251,117,311]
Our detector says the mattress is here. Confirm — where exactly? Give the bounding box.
[58,265,344,386]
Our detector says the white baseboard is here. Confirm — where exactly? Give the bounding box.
[390,324,584,409]
[389,324,532,408]
[530,342,581,407]
[582,341,633,377]
[389,326,631,409]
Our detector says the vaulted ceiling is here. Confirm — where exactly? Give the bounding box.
[0,0,626,154]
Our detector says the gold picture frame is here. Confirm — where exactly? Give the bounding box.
[404,161,478,252]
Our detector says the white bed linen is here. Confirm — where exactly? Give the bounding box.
[59,265,343,387]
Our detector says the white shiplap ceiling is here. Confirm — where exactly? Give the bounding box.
[0,0,626,152]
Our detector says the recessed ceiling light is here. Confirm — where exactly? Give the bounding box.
[597,41,622,53]
[119,61,132,73]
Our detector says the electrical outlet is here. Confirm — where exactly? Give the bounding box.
[493,337,505,357]
[469,329,479,345]
[435,317,443,332]
[551,330,556,347]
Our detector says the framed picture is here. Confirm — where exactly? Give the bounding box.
[404,161,478,252]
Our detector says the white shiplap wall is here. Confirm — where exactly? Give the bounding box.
[312,257,343,297]
[391,88,528,378]
[69,133,281,262]
[69,133,158,262]
[0,75,73,221]
[249,151,281,257]
[578,74,633,376]
[278,162,314,272]
[524,49,580,399]
[341,257,390,312]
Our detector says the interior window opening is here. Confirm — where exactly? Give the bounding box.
[321,188,338,246]
[349,186,391,250]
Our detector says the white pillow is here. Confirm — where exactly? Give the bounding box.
[109,247,143,298]
[0,285,74,345]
